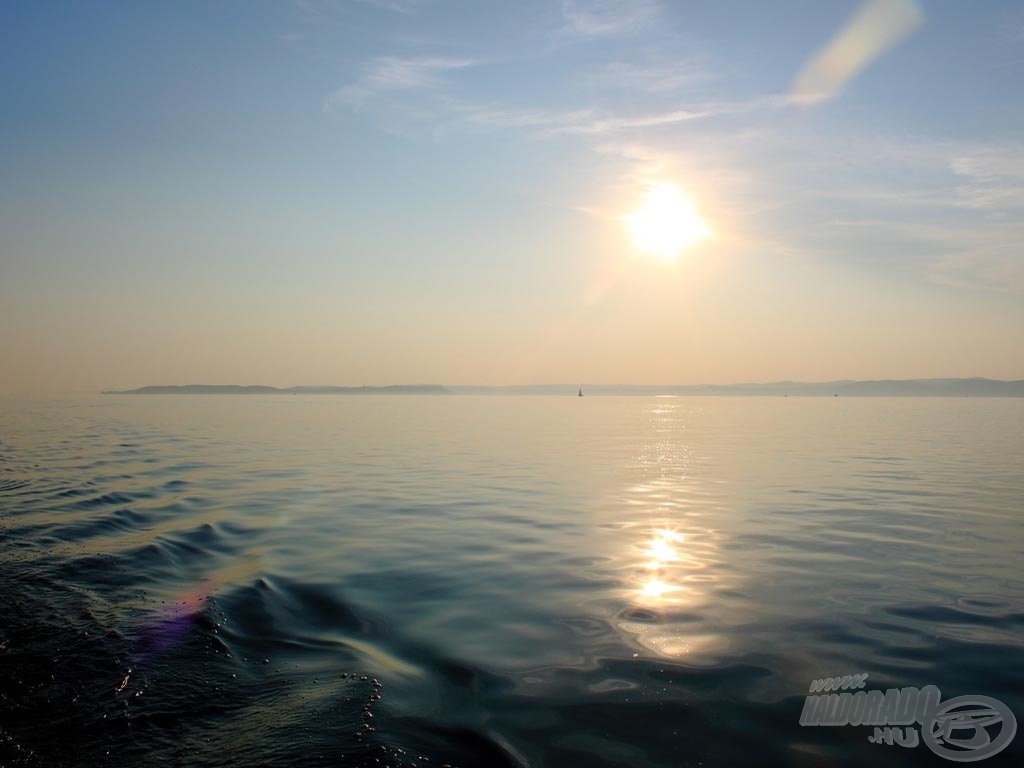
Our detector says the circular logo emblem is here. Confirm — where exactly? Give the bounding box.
[922,695,1016,762]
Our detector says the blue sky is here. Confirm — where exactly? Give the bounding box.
[2,1,1023,391]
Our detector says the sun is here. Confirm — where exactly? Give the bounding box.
[625,183,711,261]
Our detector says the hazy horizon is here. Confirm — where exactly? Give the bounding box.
[3,1,1024,394]
[6,375,1022,398]
[107,376,1024,387]
[84,376,1024,400]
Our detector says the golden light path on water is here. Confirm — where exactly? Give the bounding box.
[600,400,743,663]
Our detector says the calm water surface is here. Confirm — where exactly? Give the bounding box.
[1,395,1022,766]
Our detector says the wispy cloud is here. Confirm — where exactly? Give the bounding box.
[949,145,1024,211]
[931,244,1024,294]
[583,58,714,93]
[455,92,785,139]
[559,0,660,37]
[292,0,425,18]
[327,51,773,137]
[326,56,477,110]
[790,0,923,105]
[352,0,426,13]
[461,104,712,136]
[756,134,1024,292]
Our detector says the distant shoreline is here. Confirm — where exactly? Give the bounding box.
[103,379,1024,397]
[103,385,452,395]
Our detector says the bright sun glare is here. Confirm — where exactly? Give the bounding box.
[626,184,711,261]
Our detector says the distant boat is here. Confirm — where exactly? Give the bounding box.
[578,387,583,397]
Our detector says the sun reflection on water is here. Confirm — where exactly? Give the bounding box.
[607,403,739,661]
[636,527,695,606]
[618,519,732,660]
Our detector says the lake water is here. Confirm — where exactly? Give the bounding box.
[1,395,1022,767]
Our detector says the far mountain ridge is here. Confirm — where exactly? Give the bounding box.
[104,385,452,395]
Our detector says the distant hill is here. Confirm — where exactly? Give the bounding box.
[104,385,451,395]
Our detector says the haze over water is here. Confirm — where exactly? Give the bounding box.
[2,394,1021,766]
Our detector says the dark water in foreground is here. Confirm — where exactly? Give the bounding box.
[1,395,1022,767]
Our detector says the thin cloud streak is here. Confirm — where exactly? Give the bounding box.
[352,0,425,14]
[293,0,425,17]
[460,105,712,136]
[326,56,478,110]
[931,244,1024,294]
[559,0,661,37]
[583,59,715,93]
[453,93,787,138]
[949,145,1024,211]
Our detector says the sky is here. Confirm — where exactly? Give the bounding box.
[2,0,1023,392]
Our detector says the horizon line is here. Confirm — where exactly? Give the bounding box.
[103,376,1024,390]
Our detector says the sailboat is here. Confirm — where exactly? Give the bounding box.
[578,387,583,397]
